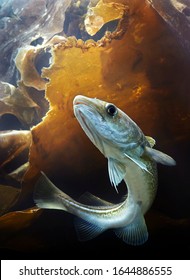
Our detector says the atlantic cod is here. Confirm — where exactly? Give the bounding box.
[34,95,176,245]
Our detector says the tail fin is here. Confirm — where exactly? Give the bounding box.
[33,172,68,211]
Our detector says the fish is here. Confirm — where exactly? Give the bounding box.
[33,95,176,245]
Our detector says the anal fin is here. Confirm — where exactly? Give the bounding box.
[79,191,113,207]
[74,218,105,242]
[114,212,148,246]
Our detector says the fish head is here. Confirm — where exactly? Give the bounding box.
[73,95,175,190]
[73,95,145,160]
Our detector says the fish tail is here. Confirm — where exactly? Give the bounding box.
[33,172,69,211]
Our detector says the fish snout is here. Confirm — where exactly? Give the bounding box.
[73,95,91,107]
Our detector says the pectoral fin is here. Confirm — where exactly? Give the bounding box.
[124,153,152,175]
[114,212,148,246]
[108,158,126,192]
[74,218,105,241]
[144,147,176,166]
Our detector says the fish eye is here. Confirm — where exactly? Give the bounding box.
[105,103,118,117]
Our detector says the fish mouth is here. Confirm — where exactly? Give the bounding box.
[73,95,93,107]
[73,95,105,153]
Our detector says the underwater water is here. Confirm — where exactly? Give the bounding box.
[0,0,190,259]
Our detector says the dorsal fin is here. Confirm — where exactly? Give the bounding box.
[74,218,105,241]
[114,210,148,246]
[145,136,156,147]
[144,147,176,166]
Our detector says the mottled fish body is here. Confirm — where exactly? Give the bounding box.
[34,95,176,245]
